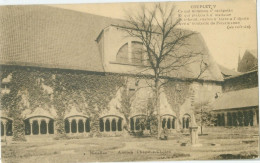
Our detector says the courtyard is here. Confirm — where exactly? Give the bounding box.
[1,127,259,162]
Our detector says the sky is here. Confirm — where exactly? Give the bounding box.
[49,0,257,70]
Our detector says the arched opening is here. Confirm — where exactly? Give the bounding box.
[32,120,39,135]
[249,110,253,126]
[183,114,190,129]
[48,120,54,134]
[243,111,249,126]
[65,119,70,133]
[105,119,110,132]
[86,119,90,132]
[162,118,166,129]
[40,120,47,135]
[172,118,175,129]
[71,119,77,133]
[78,119,84,133]
[24,119,31,135]
[186,118,189,128]
[112,119,116,132]
[167,118,171,129]
[227,112,232,126]
[232,112,238,126]
[118,119,122,131]
[1,122,4,136]
[100,119,104,132]
[135,118,140,130]
[130,118,134,131]
[238,112,244,126]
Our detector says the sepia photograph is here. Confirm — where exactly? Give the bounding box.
[0,0,258,162]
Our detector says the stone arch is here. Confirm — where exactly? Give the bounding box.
[32,120,39,135]
[1,117,13,137]
[130,114,147,131]
[100,115,124,132]
[78,119,84,133]
[40,120,47,135]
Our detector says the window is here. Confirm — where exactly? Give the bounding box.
[131,41,144,64]
[116,41,145,65]
[116,43,128,63]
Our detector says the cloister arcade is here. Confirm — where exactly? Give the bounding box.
[216,109,259,127]
[64,116,91,134]
[161,114,176,130]
[130,115,150,131]
[182,114,191,129]
[1,117,13,137]
[99,115,123,132]
[24,117,55,135]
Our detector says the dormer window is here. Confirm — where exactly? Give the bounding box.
[116,41,145,65]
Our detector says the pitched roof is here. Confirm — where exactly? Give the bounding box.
[0,5,124,72]
[212,87,259,111]
[0,5,223,81]
[218,64,241,77]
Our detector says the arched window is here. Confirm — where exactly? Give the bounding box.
[1,122,4,136]
[65,119,70,133]
[32,120,39,135]
[71,119,77,133]
[130,118,134,131]
[100,119,104,132]
[162,118,166,128]
[86,119,90,132]
[112,119,117,132]
[167,118,171,129]
[40,120,47,134]
[48,120,54,134]
[105,119,110,132]
[172,118,175,129]
[183,114,191,129]
[116,43,128,63]
[118,119,122,131]
[78,120,84,133]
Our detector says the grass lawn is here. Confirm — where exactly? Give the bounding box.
[1,127,259,162]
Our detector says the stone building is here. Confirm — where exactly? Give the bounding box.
[213,64,259,126]
[1,5,224,140]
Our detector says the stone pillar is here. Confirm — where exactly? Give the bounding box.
[115,119,118,132]
[38,120,41,135]
[83,119,86,133]
[30,122,33,135]
[189,126,199,146]
[76,119,79,133]
[46,119,49,135]
[68,120,72,134]
[2,121,6,136]
[253,109,258,126]
[103,118,106,132]
[110,118,112,132]
[224,113,228,126]
[133,117,136,131]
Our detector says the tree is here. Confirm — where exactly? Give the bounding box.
[194,100,216,135]
[124,3,207,139]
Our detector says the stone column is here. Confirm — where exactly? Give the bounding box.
[133,117,136,131]
[68,120,72,134]
[224,113,228,126]
[115,119,118,132]
[253,109,258,126]
[110,118,112,132]
[38,120,41,135]
[103,118,106,132]
[83,119,86,133]
[46,119,49,135]
[30,121,33,135]
[2,121,6,136]
[76,119,79,133]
